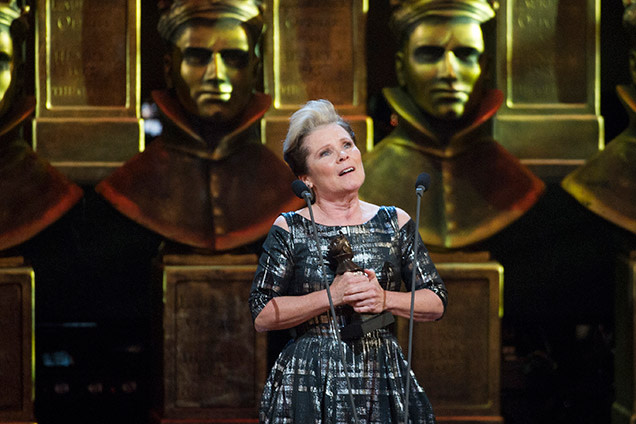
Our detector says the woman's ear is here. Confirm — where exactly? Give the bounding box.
[300,175,312,189]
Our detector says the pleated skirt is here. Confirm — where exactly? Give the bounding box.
[259,327,436,424]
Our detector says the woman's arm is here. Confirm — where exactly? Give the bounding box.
[384,288,444,322]
[254,271,368,332]
[251,214,371,332]
[395,207,447,321]
[341,268,444,322]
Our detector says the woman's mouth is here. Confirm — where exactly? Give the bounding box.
[339,167,354,176]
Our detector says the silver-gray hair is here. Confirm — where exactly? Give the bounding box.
[283,99,355,177]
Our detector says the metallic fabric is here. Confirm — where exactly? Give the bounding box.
[249,206,447,423]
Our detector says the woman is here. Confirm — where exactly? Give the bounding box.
[248,99,447,423]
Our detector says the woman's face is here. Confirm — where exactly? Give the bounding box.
[300,123,365,200]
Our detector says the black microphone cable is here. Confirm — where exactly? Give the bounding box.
[404,172,431,424]
[291,180,360,424]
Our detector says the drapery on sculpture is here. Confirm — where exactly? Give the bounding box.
[96,0,302,251]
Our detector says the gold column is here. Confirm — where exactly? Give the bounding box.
[262,0,372,158]
[151,252,267,424]
[494,0,603,178]
[612,251,636,424]
[0,258,35,424]
[398,252,503,423]
[33,0,143,184]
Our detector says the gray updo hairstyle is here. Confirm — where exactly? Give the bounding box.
[283,99,356,177]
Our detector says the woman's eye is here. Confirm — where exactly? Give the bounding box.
[319,150,331,157]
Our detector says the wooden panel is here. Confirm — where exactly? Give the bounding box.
[398,257,503,423]
[0,264,35,424]
[153,254,266,422]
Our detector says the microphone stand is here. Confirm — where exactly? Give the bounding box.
[298,186,360,424]
[404,174,428,424]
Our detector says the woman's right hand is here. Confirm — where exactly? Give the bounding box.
[330,271,369,306]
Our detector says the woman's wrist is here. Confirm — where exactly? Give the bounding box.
[382,289,387,311]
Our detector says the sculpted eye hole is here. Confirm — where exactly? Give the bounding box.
[220,49,250,68]
[0,53,10,71]
[412,46,445,64]
[181,47,250,69]
[453,47,481,65]
[182,47,212,67]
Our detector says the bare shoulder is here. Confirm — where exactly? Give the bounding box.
[394,206,411,229]
[273,214,289,231]
[359,201,381,221]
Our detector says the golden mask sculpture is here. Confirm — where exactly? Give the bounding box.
[561,0,636,236]
[96,0,302,251]
[0,0,82,251]
[360,0,545,250]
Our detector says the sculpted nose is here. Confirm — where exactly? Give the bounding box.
[438,51,458,80]
[204,52,227,81]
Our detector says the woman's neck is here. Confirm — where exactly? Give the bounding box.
[306,194,376,226]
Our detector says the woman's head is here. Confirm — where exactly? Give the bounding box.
[283,99,355,177]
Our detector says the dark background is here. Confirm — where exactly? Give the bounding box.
[11,1,634,423]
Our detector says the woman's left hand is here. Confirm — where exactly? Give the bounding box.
[342,269,385,314]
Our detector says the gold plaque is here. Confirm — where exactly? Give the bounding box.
[0,262,35,424]
[153,253,267,422]
[397,254,503,423]
[262,0,372,158]
[33,0,143,184]
[494,0,603,178]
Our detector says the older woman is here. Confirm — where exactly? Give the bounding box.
[248,99,447,423]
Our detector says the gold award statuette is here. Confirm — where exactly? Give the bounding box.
[328,234,394,340]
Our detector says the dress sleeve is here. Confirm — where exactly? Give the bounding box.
[248,224,295,321]
[399,219,448,314]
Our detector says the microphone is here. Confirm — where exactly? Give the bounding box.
[291,179,312,202]
[404,172,430,424]
[291,180,360,424]
[415,172,431,196]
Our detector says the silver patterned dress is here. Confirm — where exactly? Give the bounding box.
[249,206,448,423]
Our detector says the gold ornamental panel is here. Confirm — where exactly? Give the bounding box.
[33,0,143,184]
[494,0,603,178]
[261,0,372,158]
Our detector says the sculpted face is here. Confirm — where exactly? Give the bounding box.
[396,19,484,120]
[0,26,14,115]
[168,19,257,125]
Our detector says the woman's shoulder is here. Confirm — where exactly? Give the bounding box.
[365,202,411,229]
[394,206,411,228]
[273,208,308,232]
